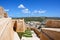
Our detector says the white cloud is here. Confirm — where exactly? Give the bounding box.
[38,10,46,13]
[21,9,46,14]
[18,4,46,14]
[32,10,46,14]
[4,9,9,11]
[18,4,25,8]
[18,4,31,13]
[21,8,30,13]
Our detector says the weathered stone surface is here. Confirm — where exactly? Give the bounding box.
[40,28,60,40]
[0,7,8,18]
[0,18,14,40]
[14,19,26,32]
[0,7,4,18]
[31,27,41,38]
[46,20,60,28]
[4,12,8,18]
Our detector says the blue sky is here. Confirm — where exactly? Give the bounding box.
[0,0,60,17]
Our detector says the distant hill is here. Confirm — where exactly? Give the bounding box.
[12,17,45,22]
[12,17,60,22]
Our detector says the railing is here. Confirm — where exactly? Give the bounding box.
[0,18,14,40]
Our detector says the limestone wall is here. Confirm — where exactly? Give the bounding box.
[40,28,60,40]
[4,12,8,18]
[12,19,26,32]
[0,7,8,18]
[0,18,14,40]
[46,20,60,28]
[16,19,26,32]
[0,7,4,18]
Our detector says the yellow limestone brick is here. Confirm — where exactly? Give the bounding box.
[4,12,8,18]
[16,19,26,32]
[0,7,4,18]
[0,18,14,40]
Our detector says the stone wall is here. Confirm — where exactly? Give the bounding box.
[13,19,26,32]
[0,18,14,40]
[45,20,60,28]
[0,7,8,18]
[0,7,4,18]
[4,12,8,18]
[40,28,60,40]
